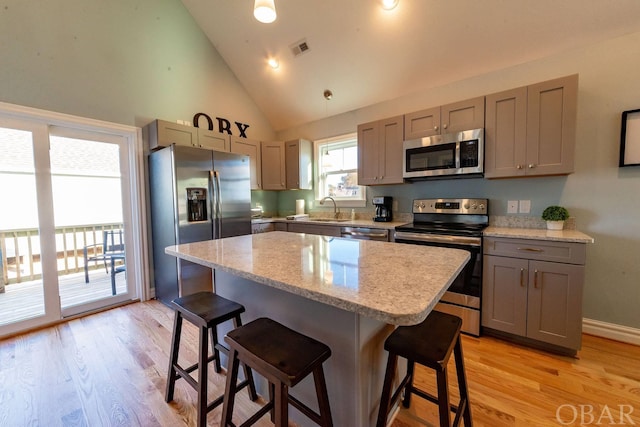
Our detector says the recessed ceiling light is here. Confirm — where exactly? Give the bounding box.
[268,58,279,69]
[381,0,399,10]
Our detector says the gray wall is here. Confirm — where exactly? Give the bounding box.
[276,32,640,330]
[0,0,276,141]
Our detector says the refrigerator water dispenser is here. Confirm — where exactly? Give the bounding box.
[186,188,207,222]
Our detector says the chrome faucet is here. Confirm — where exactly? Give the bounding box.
[319,196,339,219]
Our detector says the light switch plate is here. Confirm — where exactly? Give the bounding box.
[507,200,518,214]
[519,200,531,214]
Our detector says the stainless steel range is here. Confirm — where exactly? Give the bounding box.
[394,198,488,336]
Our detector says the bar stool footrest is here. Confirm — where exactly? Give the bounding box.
[289,394,323,425]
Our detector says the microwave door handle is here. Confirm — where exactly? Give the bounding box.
[455,141,461,169]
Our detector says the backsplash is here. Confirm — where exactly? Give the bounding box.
[490,215,576,230]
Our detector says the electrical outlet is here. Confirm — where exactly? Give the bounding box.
[507,200,518,214]
[519,200,531,214]
[177,119,184,125]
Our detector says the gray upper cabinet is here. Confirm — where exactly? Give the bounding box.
[285,139,312,190]
[231,136,262,190]
[357,115,404,186]
[485,74,578,178]
[145,119,231,152]
[145,119,197,150]
[261,141,286,190]
[198,128,231,152]
[404,96,485,139]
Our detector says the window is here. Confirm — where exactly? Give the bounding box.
[314,133,366,207]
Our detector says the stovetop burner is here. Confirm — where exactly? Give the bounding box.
[395,221,488,237]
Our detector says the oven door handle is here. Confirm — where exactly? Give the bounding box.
[394,231,482,247]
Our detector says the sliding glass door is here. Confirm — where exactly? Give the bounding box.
[0,108,142,336]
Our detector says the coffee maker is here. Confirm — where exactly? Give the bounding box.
[372,196,393,222]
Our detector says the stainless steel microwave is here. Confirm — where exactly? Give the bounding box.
[403,128,484,179]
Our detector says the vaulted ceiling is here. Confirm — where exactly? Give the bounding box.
[181,0,640,131]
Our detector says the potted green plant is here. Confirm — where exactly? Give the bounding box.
[542,205,570,230]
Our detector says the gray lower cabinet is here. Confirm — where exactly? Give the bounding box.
[251,222,275,234]
[482,237,586,352]
[286,223,342,237]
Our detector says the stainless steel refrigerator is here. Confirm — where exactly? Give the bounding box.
[148,144,251,303]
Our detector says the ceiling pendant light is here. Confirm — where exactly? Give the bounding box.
[254,0,277,23]
[381,0,399,10]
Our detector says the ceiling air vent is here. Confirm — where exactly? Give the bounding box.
[290,38,310,57]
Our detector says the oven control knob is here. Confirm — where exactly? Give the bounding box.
[463,203,470,210]
[479,203,485,210]
[471,203,477,210]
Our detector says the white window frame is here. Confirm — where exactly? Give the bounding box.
[313,133,366,208]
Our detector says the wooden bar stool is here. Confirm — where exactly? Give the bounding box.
[376,311,473,427]
[221,317,333,427]
[165,291,258,427]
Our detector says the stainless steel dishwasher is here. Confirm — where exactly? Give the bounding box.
[340,226,389,241]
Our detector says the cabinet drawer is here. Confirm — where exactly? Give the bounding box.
[287,223,341,237]
[484,237,586,265]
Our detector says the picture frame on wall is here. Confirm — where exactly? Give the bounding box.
[620,108,640,167]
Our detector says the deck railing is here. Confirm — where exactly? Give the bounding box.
[0,223,124,287]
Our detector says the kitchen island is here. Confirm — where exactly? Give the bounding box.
[165,231,469,426]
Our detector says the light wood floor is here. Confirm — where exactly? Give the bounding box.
[0,300,638,427]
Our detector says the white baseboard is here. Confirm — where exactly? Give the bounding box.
[583,318,640,346]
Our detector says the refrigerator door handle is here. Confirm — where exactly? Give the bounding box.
[214,170,222,237]
[209,170,218,239]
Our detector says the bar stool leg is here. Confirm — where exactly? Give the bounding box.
[197,325,209,427]
[376,353,398,427]
[221,348,241,427]
[210,325,222,374]
[313,366,333,427]
[165,312,183,402]
[273,381,288,427]
[234,315,258,401]
[402,360,415,408]
[436,368,451,427]
[454,336,473,426]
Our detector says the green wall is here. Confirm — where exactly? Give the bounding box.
[0,0,276,141]
[276,32,640,330]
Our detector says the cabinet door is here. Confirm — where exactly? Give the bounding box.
[357,120,380,185]
[482,255,528,335]
[152,120,198,149]
[231,137,262,190]
[261,141,286,190]
[378,116,404,184]
[526,74,578,176]
[526,260,584,350]
[285,139,312,190]
[441,96,485,134]
[484,87,528,178]
[198,129,230,152]
[404,106,440,139]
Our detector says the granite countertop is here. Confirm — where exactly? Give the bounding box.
[484,226,594,243]
[252,217,408,229]
[165,231,469,326]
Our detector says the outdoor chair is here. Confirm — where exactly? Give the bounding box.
[83,229,125,285]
